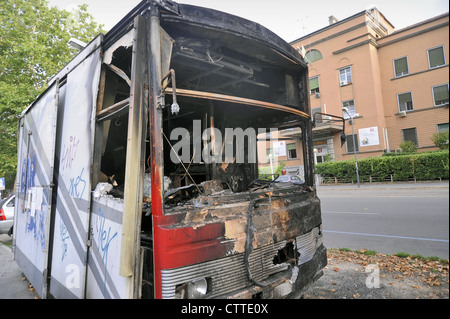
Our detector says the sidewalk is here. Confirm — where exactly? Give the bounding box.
[0,236,37,299]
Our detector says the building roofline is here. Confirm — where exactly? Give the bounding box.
[380,12,449,40]
[290,9,448,46]
[373,9,395,30]
[289,10,367,44]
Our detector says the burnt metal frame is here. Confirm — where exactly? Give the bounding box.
[147,4,166,299]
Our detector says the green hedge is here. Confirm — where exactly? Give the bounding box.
[258,161,286,178]
[315,150,449,183]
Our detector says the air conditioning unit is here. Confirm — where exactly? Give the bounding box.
[315,92,320,98]
[399,111,407,117]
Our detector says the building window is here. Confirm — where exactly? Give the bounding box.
[346,134,359,153]
[437,123,449,133]
[339,66,352,86]
[305,49,322,63]
[309,76,320,94]
[402,128,418,146]
[428,46,446,69]
[397,92,414,112]
[393,57,409,77]
[315,145,328,163]
[342,100,356,119]
[287,143,297,159]
[432,84,449,106]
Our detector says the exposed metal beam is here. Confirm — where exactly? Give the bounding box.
[164,87,311,119]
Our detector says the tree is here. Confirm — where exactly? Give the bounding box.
[431,130,449,150]
[399,141,417,154]
[0,0,105,190]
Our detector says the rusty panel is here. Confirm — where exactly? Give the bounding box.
[156,188,321,270]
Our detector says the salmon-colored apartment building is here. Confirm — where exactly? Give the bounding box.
[258,8,449,177]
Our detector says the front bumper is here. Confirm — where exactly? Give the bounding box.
[161,226,326,299]
[219,244,327,299]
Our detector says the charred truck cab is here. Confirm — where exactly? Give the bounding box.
[13,0,327,299]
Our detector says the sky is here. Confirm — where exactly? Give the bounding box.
[47,0,449,43]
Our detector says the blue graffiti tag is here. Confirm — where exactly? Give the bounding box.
[60,217,70,261]
[69,167,87,199]
[95,208,118,294]
[25,208,46,251]
[21,153,44,250]
[61,136,80,171]
[20,154,36,193]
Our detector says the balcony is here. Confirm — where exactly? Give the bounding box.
[312,115,344,139]
[278,116,344,140]
[280,127,302,139]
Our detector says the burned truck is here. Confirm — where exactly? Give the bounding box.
[13,0,327,299]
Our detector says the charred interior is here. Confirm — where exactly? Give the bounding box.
[161,22,308,197]
[95,45,133,195]
[95,13,311,206]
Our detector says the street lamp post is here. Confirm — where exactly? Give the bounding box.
[268,153,275,181]
[342,107,360,188]
[313,148,320,186]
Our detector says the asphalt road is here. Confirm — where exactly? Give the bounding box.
[317,181,449,259]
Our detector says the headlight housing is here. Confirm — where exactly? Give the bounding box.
[176,278,210,299]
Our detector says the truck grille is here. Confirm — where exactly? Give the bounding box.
[161,226,323,299]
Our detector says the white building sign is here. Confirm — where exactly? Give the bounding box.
[273,141,286,157]
[359,126,380,147]
[316,146,328,155]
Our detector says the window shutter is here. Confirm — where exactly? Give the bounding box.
[287,143,296,150]
[433,85,449,103]
[429,47,445,68]
[402,128,418,146]
[347,134,359,153]
[309,77,319,90]
[394,57,408,76]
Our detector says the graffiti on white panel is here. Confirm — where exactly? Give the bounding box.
[61,136,80,171]
[69,167,87,199]
[94,208,118,291]
[59,217,70,261]
[25,209,46,251]
[20,154,36,192]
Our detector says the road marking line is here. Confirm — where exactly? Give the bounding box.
[319,195,447,198]
[323,211,380,215]
[323,230,449,243]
